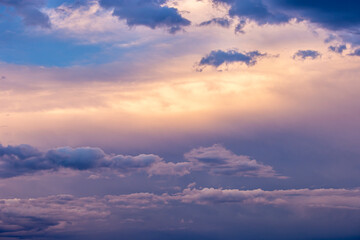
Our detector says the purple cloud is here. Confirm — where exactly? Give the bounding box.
[184,144,285,178]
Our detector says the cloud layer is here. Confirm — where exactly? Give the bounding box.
[1,186,359,237]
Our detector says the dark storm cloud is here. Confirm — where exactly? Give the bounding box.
[329,44,347,54]
[99,0,191,33]
[293,50,321,60]
[198,49,267,69]
[0,0,51,28]
[212,0,360,34]
[199,17,231,28]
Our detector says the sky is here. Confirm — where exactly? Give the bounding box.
[0,0,360,239]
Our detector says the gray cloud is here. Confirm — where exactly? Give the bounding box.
[199,17,231,28]
[293,50,321,60]
[197,49,267,70]
[0,0,51,28]
[329,44,347,54]
[99,0,191,33]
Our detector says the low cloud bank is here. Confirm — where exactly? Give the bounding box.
[0,144,284,179]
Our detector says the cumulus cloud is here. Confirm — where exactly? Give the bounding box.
[293,50,321,60]
[197,49,267,70]
[212,0,360,33]
[0,0,51,28]
[0,144,178,178]
[0,143,284,179]
[328,44,347,54]
[184,144,284,178]
[199,17,231,28]
[99,0,191,33]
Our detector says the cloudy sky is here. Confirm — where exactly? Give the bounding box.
[0,0,360,239]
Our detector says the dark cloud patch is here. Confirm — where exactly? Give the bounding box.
[0,213,58,237]
[0,144,165,178]
[329,44,347,54]
[293,50,321,60]
[349,48,360,56]
[273,0,360,31]
[197,49,267,70]
[212,0,360,36]
[99,0,191,33]
[199,17,231,28]
[0,0,51,28]
[212,0,290,26]
[45,147,106,170]
[234,19,246,33]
